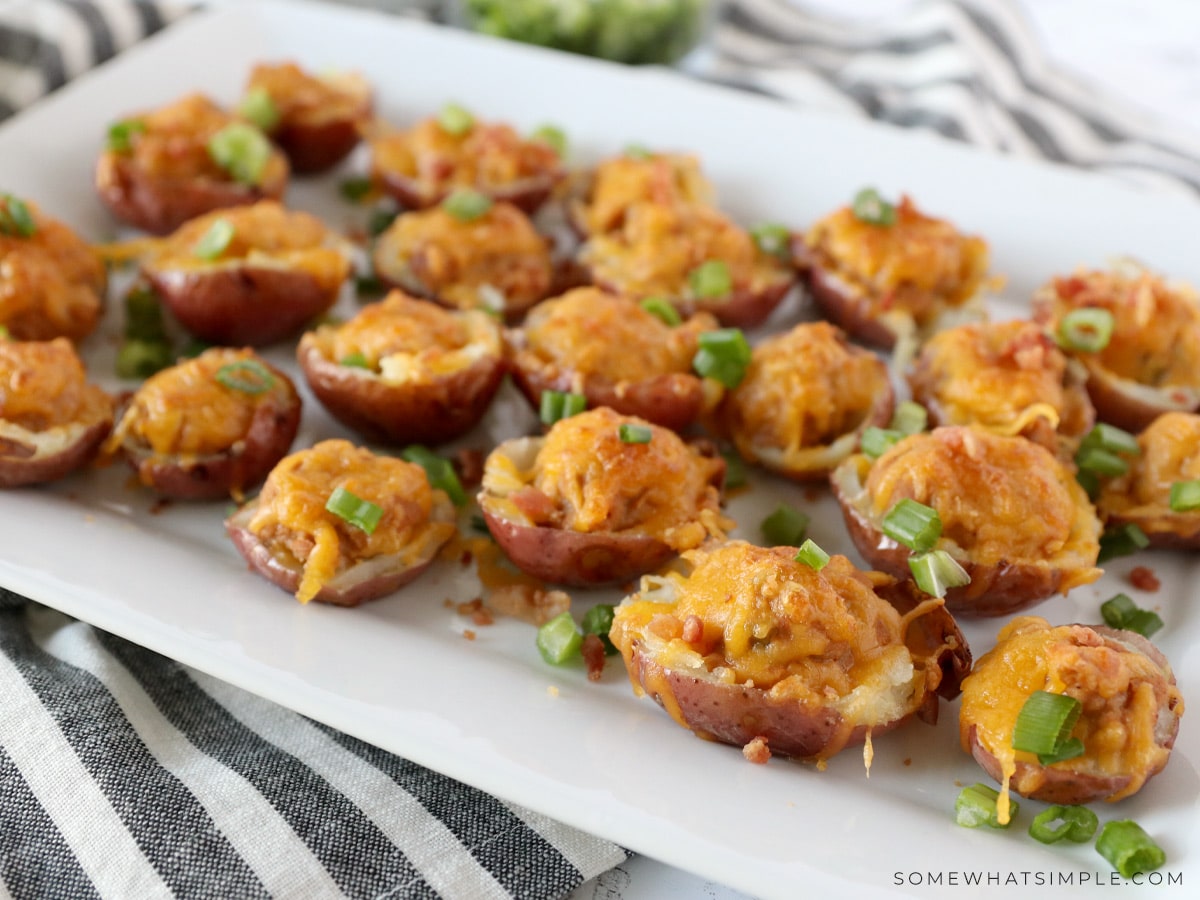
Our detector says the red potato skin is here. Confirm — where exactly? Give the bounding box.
[296,339,505,446]
[803,264,902,349]
[591,274,795,331]
[94,153,288,236]
[375,170,563,216]
[1103,511,1200,551]
[1078,365,1197,435]
[273,117,365,176]
[0,419,111,488]
[145,264,342,347]
[964,627,1181,806]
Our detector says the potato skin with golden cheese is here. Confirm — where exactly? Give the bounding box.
[297,291,505,446]
[0,338,113,487]
[610,541,970,761]
[567,150,715,238]
[959,616,1183,814]
[478,407,728,586]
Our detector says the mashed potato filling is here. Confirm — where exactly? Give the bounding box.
[0,338,110,432]
[577,152,714,235]
[247,439,454,603]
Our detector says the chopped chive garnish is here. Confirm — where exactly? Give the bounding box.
[955,783,1017,829]
[238,87,281,132]
[115,339,173,379]
[581,604,618,656]
[324,486,383,534]
[401,445,467,506]
[688,259,733,299]
[1037,737,1086,765]
[794,538,830,571]
[442,188,493,222]
[367,206,399,237]
[624,144,652,160]
[539,390,587,426]
[1075,446,1129,477]
[861,426,902,459]
[1076,468,1101,501]
[618,423,653,444]
[1075,423,1140,477]
[437,102,474,136]
[0,194,37,238]
[760,504,810,547]
[192,218,235,260]
[1101,593,1163,638]
[1056,307,1114,353]
[536,611,583,665]
[881,499,942,553]
[851,187,896,226]
[1097,522,1150,563]
[908,549,970,598]
[207,122,272,186]
[1012,691,1082,757]
[531,124,567,156]
[721,448,747,489]
[1028,805,1098,844]
[1095,820,1166,879]
[215,359,275,394]
[1170,479,1200,512]
[339,176,374,203]
[1082,423,1141,457]
[355,274,384,299]
[749,223,791,260]
[124,284,166,342]
[106,118,146,153]
[890,401,928,436]
[340,352,371,369]
[640,296,681,326]
[692,328,751,388]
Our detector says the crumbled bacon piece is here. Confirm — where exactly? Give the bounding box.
[487,584,570,625]
[509,486,558,524]
[581,634,606,682]
[463,629,476,641]
[452,447,485,487]
[743,736,771,764]
[681,614,703,645]
[1129,565,1161,592]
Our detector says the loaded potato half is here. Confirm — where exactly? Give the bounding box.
[567,149,715,237]
[610,541,971,762]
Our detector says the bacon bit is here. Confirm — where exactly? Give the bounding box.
[509,486,557,524]
[581,634,606,682]
[681,614,704,645]
[442,598,455,609]
[452,447,485,487]
[1129,565,1161,592]
[487,583,571,625]
[647,613,683,641]
[454,597,495,626]
[743,737,771,764]
[463,629,476,641]
[460,549,473,567]
[804,485,823,503]
[1056,276,1087,300]
[149,498,172,515]
[472,607,494,626]
[903,758,913,767]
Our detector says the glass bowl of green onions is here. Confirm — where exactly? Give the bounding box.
[446,0,721,66]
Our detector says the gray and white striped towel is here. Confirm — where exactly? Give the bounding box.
[3,1,1199,898]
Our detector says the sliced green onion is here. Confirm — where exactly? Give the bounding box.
[1075,445,1129,477]
[760,505,810,547]
[215,359,275,395]
[1056,307,1114,353]
[860,426,902,459]
[750,223,791,260]
[324,486,383,535]
[721,448,747,489]
[1012,691,1081,757]
[1081,423,1141,457]
[618,423,653,444]
[1125,609,1166,638]
[442,188,493,222]
[355,274,384,299]
[531,124,567,156]
[581,604,618,656]
[539,390,587,426]
[536,611,583,665]
[1169,479,1200,512]
[955,783,1017,829]
[238,87,281,132]
[909,549,970,598]
[640,296,681,326]
[1101,593,1163,638]
[367,206,399,237]
[1076,468,1101,501]
[207,122,272,186]
[1097,522,1150,563]
[106,118,146,153]
[1028,805,1098,844]
[339,176,374,204]
[192,218,235,260]
[1037,736,1086,765]
[115,339,173,379]
[794,538,830,571]
[688,259,733,299]
[692,328,751,388]
[470,513,491,536]
[340,352,371,369]
[624,144,652,160]
[0,194,37,238]
[890,401,928,436]
[882,499,942,553]
[1095,820,1166,879]
[437,102,474,136]
[123,284,166,342]
[401,444,467,506]
[851,187,896,226]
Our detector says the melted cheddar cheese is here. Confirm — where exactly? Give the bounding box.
[723,322,889,472]
[804,195,990,324]
[864,427,1100,570]
[370,116,561,199]
[375,203,552,313]
[244,61,369,128]
[247,439,456,603]
[575,152,715,236]
[0,338,111,432]
[960,616,1185,823]
[518,287,716,386]
[1,200,106,342]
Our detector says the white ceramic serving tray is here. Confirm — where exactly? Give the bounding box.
[1,3,1197,897]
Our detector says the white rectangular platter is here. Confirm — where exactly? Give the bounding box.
[1,3,1198,897]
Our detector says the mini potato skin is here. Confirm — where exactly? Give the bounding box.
[962,626,1181,807]
[804,263,907,350]
[590,270,793,332]
[0,418,111,488]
